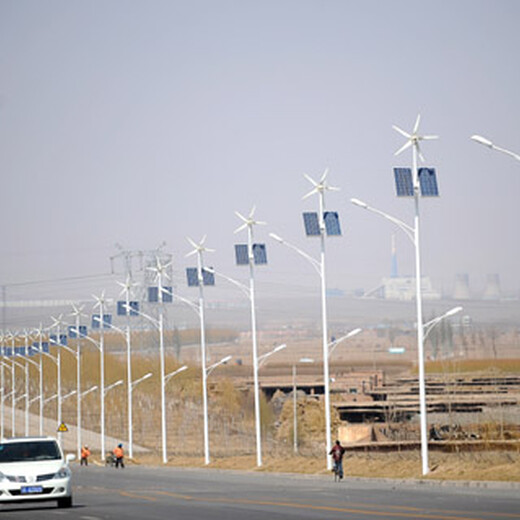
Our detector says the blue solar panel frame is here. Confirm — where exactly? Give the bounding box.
[41,342,49,353]
[253,244,267,265]
[161,286,173,302]
[148,286,159,303]
[234,244,249,265]
[202,268,215,286]
[418,168,439,196]
[15,346,26,356]
[186,267,199,286]
[324,212,341,236]
[4,347,12,357]
[303,212,321,236]
[394,168,414,196]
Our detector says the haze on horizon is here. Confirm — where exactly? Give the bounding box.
[1,1,520,310]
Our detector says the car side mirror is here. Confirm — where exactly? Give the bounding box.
[66,454,76,463]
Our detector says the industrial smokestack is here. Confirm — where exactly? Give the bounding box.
[453,273,471,300]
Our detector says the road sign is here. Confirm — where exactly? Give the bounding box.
[57,422,68,433]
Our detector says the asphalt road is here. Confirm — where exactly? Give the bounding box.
[1,464,519,520]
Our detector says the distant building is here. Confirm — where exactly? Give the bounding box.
[362,235,440,301]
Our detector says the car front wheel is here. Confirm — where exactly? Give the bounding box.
[57,496,73,508]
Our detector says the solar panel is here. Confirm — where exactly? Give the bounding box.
[117,301,127,316]
[202,268,215,286]
[394,168,414,196]
[15,347,26,356]
[91,315,111,329]
[28,345,37,356]
[91,315,100,329]
[303,212,321,236]
[160,287,173,303]
[418,168,439,196]
[235,244,249,265]
[253,244,267,265]
[41,342,49,353]
[117,301,140,316]
[129,301,139,316]
[186,267,199,287]
[4,347,12,357]
[68,325,78,338]
[324,212,341,236]
[148,287,158,303]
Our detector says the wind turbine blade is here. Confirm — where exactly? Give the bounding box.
[413,114,421,134]
[200,235,207,245]
[185,249,198,258]
[422,134,439,141]
[302,187,317,200]
[394,140,412,156]
[249,205,256,218]
[234,211,248,223]
[392,125,411,139]
[319,167,329,183]
[303,173,318,187]
[186,236,198,249]
[234,222,248,234]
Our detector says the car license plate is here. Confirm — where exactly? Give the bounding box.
[21,486,43,494]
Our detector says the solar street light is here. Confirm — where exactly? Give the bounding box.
[116,276,139,459]
[471,135,520,162]
[234,207,269,467]
[92,291,110,459]
[270,168,341,470]
[351,114,438,476]
[186,236,215,465]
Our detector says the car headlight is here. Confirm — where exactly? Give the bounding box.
[54,466,70,479]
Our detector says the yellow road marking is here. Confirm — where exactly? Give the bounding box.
[119,490,157,502]
[150,490,513,520]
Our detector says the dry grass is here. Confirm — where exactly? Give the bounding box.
[128,451,520,482]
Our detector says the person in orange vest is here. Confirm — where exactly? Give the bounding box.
[80,445,91,466]
[113,443,125,469]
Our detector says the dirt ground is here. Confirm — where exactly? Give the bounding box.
[124,451,520,482]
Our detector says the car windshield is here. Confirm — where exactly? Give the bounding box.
[0,441,61,463]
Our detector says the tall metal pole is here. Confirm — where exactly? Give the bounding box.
[247,226,263,467]
[10,337,15,437]
[412,144,428,476]
[99,301,106,461]
[125,288,133,459]
[0,352,4,440]
[157,271,167,465]
[317,191,332,470]
[293,364,297,453]
[23,351,29,436]
[196,251,210,465]
[38,329,44,436]
[75,314,82,460]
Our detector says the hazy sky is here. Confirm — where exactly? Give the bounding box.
[1,0,520,304]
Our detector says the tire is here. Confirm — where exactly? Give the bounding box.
[57,496,73,508]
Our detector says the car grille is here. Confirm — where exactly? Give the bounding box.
[9,487,54,496]
[36,473,55,482]
[6,475,26,483]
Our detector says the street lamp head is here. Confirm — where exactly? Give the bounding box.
[471,135,494,148]
[347,327,362,338]
[350,198,368,209]
[272,343,287,354]
[221,355,232,364]
[269,233,284,243]
[446,306,463,317]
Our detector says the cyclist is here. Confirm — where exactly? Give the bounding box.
[329,440,346,479]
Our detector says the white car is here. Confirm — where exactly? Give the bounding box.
[0,436,74,508]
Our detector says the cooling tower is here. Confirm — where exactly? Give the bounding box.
[483,273,501,300]
[453,273,471,300]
